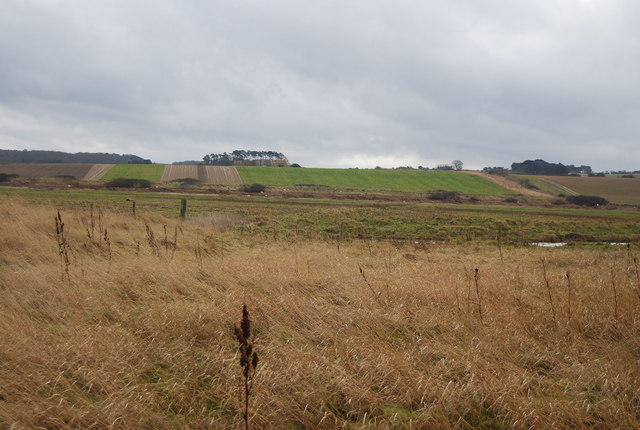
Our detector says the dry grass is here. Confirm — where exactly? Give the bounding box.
[1,200,639,429]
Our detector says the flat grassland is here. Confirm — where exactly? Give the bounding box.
[101,164,165,181]
[1,195,639,429]
[2,186,639,243]
[520,175,640,205]
[237,167,513,194]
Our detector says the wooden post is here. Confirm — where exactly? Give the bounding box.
[180,199,187,219]
[126,199,136,217]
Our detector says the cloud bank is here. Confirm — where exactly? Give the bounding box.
[1,0,639,170]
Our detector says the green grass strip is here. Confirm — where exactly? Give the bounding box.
[101,164,165,182]
[236,167,513,194]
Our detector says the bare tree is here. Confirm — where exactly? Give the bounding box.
[452,160,464,170]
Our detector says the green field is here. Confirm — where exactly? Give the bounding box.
[237,167,513,194]
[3,186,638,243]
[517,175,640,205]
[100,164,165,181]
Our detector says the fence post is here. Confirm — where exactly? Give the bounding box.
[180,199,187,219]
[126,199,136,217]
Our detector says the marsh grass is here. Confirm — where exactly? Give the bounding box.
[1,200,639,428]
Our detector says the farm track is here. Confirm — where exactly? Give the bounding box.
[538,178,578,195]
[466,171,550,197]
[161,165,243,184]
[83,164,114,180]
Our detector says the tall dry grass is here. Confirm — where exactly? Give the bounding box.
[0,200,639,429]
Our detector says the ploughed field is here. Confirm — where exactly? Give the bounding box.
[519,175,640,205]
[160,165,243,184]
[1,193,639,428]
[0,163,99,180]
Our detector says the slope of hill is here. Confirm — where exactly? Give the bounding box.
[236,167,514,194]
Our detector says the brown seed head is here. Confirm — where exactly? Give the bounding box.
[234,325,244,343]
[241,304,251,340]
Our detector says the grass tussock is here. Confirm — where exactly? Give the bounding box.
[0,200,639,429]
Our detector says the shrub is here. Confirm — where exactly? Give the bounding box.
[469,196,480,202]
[105,178,152,188]
[588,173,606,177]
[427,190,460,201]
[290,163,301,168]
[621,174,635,178]
[566,195,608,206]
[518,178,539,190]
[243,183,266,193]
[504,197,518,203]
[0,173,19,182]
[174,178,202,187]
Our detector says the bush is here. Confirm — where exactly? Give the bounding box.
[427,190,460,201]
[0,173,19,182]
[469,196,480,202]
[105,178,152,188]
[290,163,301,168]
[588,173,606,177]
[174,178,202,186]
[566,195,608,206]
[621,174,635,178]
[518,178,539,190]
[243,183,266,193]
[504,197,518,203]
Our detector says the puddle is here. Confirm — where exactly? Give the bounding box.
[530,242,567,247]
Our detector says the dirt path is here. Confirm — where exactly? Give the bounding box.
[83,164,114,180]
[537,178,578,195]
[465,171,551,198]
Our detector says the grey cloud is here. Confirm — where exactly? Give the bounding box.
[0,0,639,170]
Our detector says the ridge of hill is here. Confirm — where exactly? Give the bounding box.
[0,149,151,164]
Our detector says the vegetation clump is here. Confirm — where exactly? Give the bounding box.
[0,173,19,182]
[174,177,202,187]
[104,178,152,188]
[518,178,539,190]
[566,195,608,206]
[243,183,266,193]
[427,190,460,201]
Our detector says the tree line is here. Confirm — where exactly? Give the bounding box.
[484,159,592,175]
[202,150,287,166]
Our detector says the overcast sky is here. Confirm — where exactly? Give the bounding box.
[1,1,639,170]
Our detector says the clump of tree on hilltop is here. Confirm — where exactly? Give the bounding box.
[510,159,592,175]
[202,150,287,166]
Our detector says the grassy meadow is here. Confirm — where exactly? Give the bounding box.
[236,167,513,194]
[1,190,640,429]
[101,164,166,182]
[2,186,639,244]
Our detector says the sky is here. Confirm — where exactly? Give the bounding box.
[1,0,639,171]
